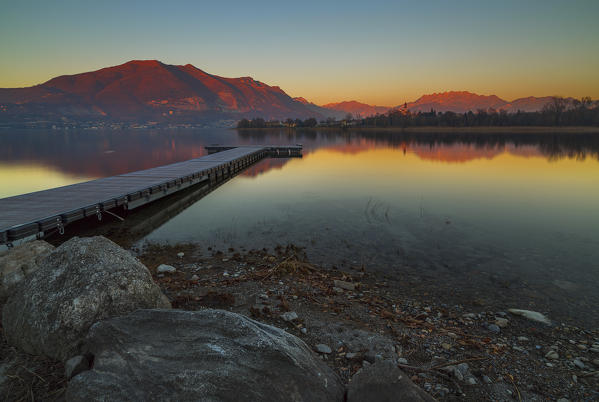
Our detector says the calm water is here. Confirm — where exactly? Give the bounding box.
[1,128,598,325]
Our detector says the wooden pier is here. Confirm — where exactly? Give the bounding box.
[0,145,302,245]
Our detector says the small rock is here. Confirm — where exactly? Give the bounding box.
[190,274,199,281]
[482,375,492,384]
[65,355,89,379]
[259,293,268,300]
[346,352,358,359]
[332,287,344,294]
[300,328,307,334]
[456,363,469,375]
[447,332,458,339]
[545,350,559,360]
[177,252,184,258]
[508,309,551,325]
[441,343,452,350]
[546,362,554,367]
[281,311,298,322]
[495,317,509,328]
[156,264,176,273]
[462,313,476,319]
[398,358,408,365]
[572,359,585,369]
[316,344,332,354]
[222,258,229,262]
[465,377,477,385]
[333,280,356,291]
[576,344,587,350]
[592,359,599,366]
[517,336,529,342]
[590,347,599,353]
[487,324,501,333]
[557,399,569,402]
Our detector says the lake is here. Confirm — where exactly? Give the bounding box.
[1,128,598,326]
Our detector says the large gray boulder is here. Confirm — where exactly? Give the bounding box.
[0,240,54,301]
[67,309,345,402]
[347,360,434,402]
[2,236,170,361]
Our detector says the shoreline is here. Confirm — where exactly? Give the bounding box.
[1,240,598,400]
[138,243,599,401]
[235,126,599,134]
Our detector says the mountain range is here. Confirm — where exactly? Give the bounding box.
[0,60,342,124]
[0,60,567,126]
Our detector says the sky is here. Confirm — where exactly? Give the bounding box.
[1,0,598,105]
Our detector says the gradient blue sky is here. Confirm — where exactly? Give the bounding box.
[1,0,598,105]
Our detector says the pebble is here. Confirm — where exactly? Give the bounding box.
[592,359,599,366]
[482,375,492,384]
[589,347,599,353]
[441,343,452,350]
[572,359,585,369]
[576,344,587,350]
[398,358,408,365]
[507,309,551,325]
[557,399,569,402]
[300,327,307,334]
[495,317,509,328]
[281,311,298,322]
[333,280,356,291]
[332,287,344,294]
[156,264,176,273]
[462,313,476,319]
[545,350,559,360]
[517,336,529,342]
[346,352,358,359]
[315,344,332,354]
[222,258,229,262]
[487,324,501,333]
[546,362,554,367]
[190,274,199,281]
[259,293,268,300]
[446,332,458,339]
[465,377,477,385]
[177,252,184,258]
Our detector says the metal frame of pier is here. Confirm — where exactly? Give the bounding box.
[0,145,302,245]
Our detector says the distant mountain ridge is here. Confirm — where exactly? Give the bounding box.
[322,92,573,116]
[321,101,391,118]
[0,60,340,124]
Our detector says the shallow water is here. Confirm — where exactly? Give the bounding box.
[2,128,598,325]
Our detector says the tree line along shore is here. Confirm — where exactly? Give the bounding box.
[237,96,599,129]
